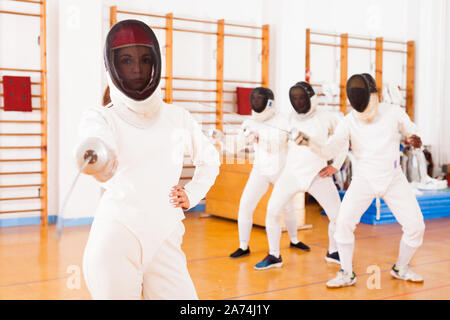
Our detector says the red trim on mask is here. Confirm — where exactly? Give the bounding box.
[110,23,153,48]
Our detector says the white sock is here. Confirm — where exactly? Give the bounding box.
[337,242,354,274]
[238,221,252,251]
[396,240,417,268]
[284,216,299,244]
[266,226,281,258]
[328,223,338,253]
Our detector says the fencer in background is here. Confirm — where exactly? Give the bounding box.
[229,87,310,259]
[294,73,425,288]
[76,20,220,299]
[254,82,348,270]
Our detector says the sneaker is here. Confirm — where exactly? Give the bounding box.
[254,254,283,270]
[229,247,250,258]
[325,251,340,264]
[290,241,311,252]
[390,264,424,283]
[326,270,356,288]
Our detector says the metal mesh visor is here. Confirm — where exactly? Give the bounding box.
[250,87,273,113]
[289,85,311,114]
[346,75,370,112]
[105,20,161,101]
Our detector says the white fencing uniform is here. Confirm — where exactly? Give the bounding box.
[236,113,300,250]
[79,86,220,299]
[265,109,348,258]
[309,103,425,272]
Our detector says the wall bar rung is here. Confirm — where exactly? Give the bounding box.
[0,208,43,214]
[0,158,43,162]
[0,67,42,72]
[0,146,43,149]
[0,196,42,201]
[0,10,41,17]
[0,133,43,136]
[0,81,41,85]
[0,171,44,175]
[0,184,42,188]
[0,120,43,124]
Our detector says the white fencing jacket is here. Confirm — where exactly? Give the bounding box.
[309,103,419,195]
[77,86,220,255]
[241,112,290,178]
[286,109,348,191]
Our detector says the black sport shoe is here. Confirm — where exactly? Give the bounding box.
[290,241,311,251]
[229,247,250,258]
[325,251,340,264]
[254,254,283,270]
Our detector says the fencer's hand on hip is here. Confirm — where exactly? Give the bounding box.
[407,135,422,149]
[318,165,338,178]
[170,185,190,210]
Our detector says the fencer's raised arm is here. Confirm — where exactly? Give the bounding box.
[304,118,351,162]
[75,107,119,182]
[325,113,349,170]
[182,110,220,210]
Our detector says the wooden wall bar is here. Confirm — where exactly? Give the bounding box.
[261,25,270,87]
[406,41,415,121]
[339,33,348,114]
[307,28,415,116]
[40,0,48,226]
[305,28,310,80]
[215,19,225,131]
[165,13,173,104]
[375,37,383,101]
[0,0,48,226]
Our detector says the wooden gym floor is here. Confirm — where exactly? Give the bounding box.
[0,203,449,300]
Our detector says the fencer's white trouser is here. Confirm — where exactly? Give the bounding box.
[237,169,297,250]
[266,173,341,257]
[83,218,198,300]
[335,170,425,271]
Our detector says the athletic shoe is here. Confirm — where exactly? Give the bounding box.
[229,247,250,258]
[254,254,283,270]
[290,241,311,251]
[325,251,340,264]
[326,270,356,288]
[390,264,424,282]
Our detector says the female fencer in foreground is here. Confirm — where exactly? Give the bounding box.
[75,20,220,299]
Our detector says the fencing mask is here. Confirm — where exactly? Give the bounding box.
[250,87,276,122]
[346,73,377,113]
[104,19,161,101]
[289,81,316,114]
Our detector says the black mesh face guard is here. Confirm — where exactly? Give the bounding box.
[346,74,377,112]
[250,87,274,113]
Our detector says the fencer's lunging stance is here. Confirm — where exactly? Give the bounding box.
[294,73,425,288]
[229,87,310,260]
[75,20,220,299]
[254,82,348,270]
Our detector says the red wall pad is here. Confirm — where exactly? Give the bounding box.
[2,76,32,112]
[236,87,255,115]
